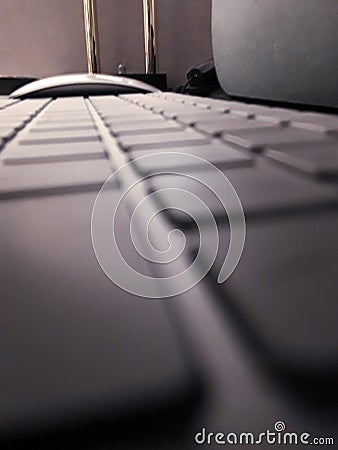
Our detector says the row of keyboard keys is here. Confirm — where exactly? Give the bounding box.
[0,98,109,167]
[121,94,228,116]
[92,94,338,184]
[0,98,111,195]
[0,99,49,146]
[123,93,338,135]
[117,94,338,183]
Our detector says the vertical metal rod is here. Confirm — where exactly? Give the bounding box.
[83,0,101,73]
[143,0,158,74]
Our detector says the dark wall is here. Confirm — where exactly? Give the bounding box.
[0,0,212,88]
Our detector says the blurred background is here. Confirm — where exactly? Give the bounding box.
[0,0,212,88]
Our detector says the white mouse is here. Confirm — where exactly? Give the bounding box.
[10,73,160,98]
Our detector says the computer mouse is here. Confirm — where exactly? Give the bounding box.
[10,73,160,98]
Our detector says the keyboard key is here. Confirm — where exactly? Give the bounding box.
[0,112,34,124]
[99,106,149,116]
[103,112,158,124]
[196,117,276,137]
[266,140,338,180]
[186,97,230,112]
[133,98,175,109]
[1,141,106,165]
[118,93,153,105]
[42,109,90,116]
[4,98,48,111]
[0,159,114,199]
[36,117,94,126]
[109,119,183,136]
[42,100,91,119]
[180,97,212,109]
[0,99,18,109]
[1,191,196,434]
[29,124,96,133]
[0,125,17,141]
[118,129,209,151]
[149,161,337,224]
[199,212,338,372]
[255,108,300,125]
[130,142,253,173]
[105,115,162,126]
[175,111,224,126]
[46,97,89,110]
[18,132,100,146]
[290,113,338,133]
[24,128,99,140]
[224,127,333,152]
[229,104,286,119]
[153,105,203,116]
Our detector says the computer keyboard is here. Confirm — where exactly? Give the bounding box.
[1,93,337,448]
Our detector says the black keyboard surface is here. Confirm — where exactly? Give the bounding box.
[1,93,337,449]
